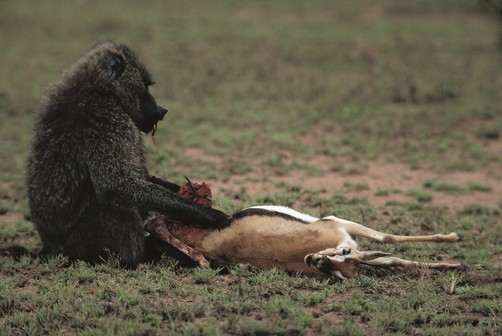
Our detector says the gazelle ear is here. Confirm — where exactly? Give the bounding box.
[359,251,392,260]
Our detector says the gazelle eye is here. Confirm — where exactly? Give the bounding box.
[342,248,351,255]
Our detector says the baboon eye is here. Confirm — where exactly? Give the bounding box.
[342,248,351,255]
[107,56,125,80]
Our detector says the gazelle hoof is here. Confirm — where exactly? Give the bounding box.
[455,232,464,241]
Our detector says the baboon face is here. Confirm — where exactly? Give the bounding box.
[92,42,168,134]
[134,87,168,134]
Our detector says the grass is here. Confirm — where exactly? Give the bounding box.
[406,189,434,203]
[1,0,501,335]
[423,180,493,194]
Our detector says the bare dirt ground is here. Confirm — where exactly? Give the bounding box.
[0,212,24,226]
[2,162,501,230]
[2,138,501,228]
[186,147,502,211]
[184,125,502,211]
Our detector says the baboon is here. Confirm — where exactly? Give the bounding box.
[26,42,228,267]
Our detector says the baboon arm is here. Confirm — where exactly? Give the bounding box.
[94,176,228,228]
[148,175,181,193]
[85,141,228,228]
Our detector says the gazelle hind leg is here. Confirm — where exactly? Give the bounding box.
[363,257,467,271]
[322,216,463,244]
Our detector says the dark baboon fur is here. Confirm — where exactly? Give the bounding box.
[26,42,228,267]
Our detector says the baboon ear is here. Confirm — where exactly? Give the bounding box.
[107,55,125,79]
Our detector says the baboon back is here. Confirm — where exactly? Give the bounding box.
[26,42,228,266]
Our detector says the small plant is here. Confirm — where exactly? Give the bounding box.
[423,180,492,194]
[423,180,461,193]
[375,188,402,197]
[406,189,433,203]
[471,300,501,317]
[460,204,496,215]
[456,285,497,300]
[442,272,460,295]
[340,294,367,316]
[191,266,222,284]
[299,288,331,306]
[74,262,97,284]
[404,200,424,211]
[465,182,492,192]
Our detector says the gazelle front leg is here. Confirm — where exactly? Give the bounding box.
[363,257,467,271]
[322,216,463,244]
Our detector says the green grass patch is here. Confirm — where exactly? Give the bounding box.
[1,199,500,335]
[406,189,434,203]
[0,1,501,335]
[423,180,492,194]
[375,188,402,197]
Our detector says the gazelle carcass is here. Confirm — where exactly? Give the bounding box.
[146,205,466,279]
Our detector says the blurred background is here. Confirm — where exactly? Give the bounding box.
[0,0,501,214]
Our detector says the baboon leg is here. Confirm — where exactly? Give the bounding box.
[65,205,145,267]
[363,257,467,271]
[324,216,463,244]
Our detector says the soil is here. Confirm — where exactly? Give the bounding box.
[181,126,502,211]
[207,156,502,210]
[1,140,501,228]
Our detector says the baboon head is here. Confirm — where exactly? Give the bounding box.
[72,42,168,134]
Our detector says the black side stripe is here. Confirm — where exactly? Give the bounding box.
[229,208,312,224]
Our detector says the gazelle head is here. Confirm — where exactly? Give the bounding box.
[305,247,391,280]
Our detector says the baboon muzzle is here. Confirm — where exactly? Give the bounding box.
[157,105,167,119]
